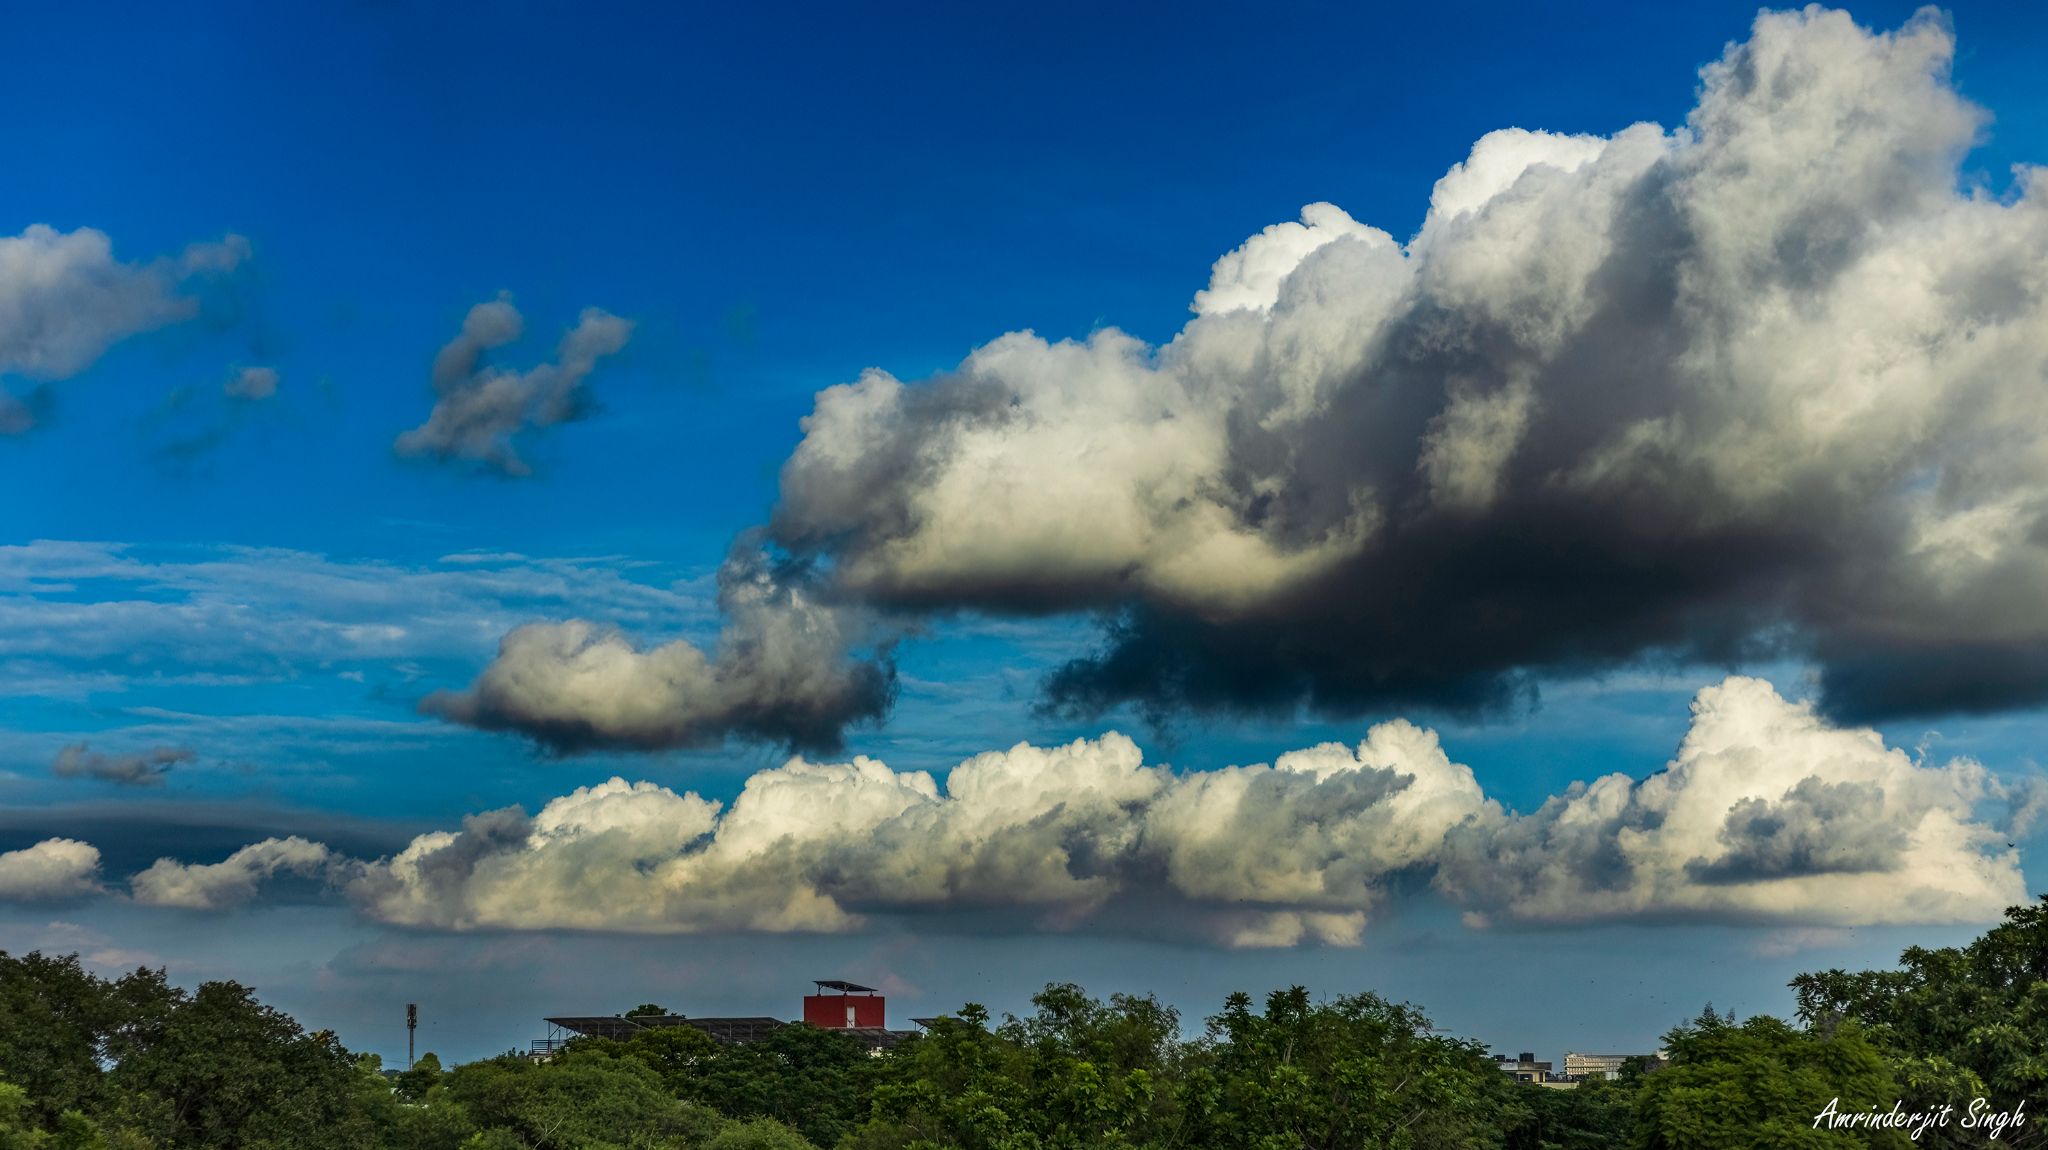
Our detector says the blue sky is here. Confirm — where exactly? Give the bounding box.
[4,0,2048,1066]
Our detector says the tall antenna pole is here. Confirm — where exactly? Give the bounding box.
[406,1003,417,1070]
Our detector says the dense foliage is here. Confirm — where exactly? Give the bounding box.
[6,899,2048,1147]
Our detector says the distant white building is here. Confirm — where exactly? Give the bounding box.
[1564,1051,1661,1079]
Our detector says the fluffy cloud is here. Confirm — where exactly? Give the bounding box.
[0,225,249,432]
[0,839,103,902]
[329,676,2028,944]
[422,544,893,753]
[128,836,334,910]
[395,294,632,476]
[51,742,195,787]
[1436,677,2024,926]
[757,8,2048,726]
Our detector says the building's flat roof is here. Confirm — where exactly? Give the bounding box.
[546,1015,789,1042]
[545,1014,919,1049]
[811,980,878,993]
[840,1027,918,1048]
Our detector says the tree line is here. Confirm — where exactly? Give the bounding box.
[5,899,2048,1148]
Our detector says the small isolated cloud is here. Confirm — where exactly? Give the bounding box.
[222,366,278,401]
[321,676,2029,943]
[146,366,284,464]
[394,294,632,476]
[423,543,893,753]
[0,839,103,902]
[128,836,333,910]
[51,742,195,787]
[0,225,249,433]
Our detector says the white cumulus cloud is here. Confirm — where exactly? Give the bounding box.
[1437,677,2027,927]
[0,839,103,902]
[306,675,2033,944]
[129,836,335,910]
[421,543,893,753]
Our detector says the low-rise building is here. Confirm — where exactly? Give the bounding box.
[535,979,920,1059]
[1493,1052,1553,1084]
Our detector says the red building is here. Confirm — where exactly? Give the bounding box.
[803,979,886,1029]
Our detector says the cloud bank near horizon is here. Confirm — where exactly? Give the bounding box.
[58,677,2031,946]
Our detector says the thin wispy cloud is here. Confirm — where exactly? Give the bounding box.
[0,540,716,699]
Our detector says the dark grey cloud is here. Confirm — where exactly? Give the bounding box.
[51,743,195,787]
[394,294,632,476]
[1684,778,1902,884]
[756,9,2048,728]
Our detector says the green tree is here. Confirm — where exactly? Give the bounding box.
[1632,1007,1907,1149]
[992,983,1184,1148]
[0,1082,37,1150]
[859,1004,1035,1149]
[703,1117,813,1150]
[398,1052,447,1103]
[586,1019,877,1146]
[107,978,380,1149]
[390,1089,480,1150]
[446,1051,726,1150]
[1793,896,2048,1140]
[1499,1073,1636,1150]
[0,952,117,1127]
[1182,986,1502,1150]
